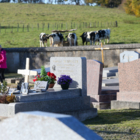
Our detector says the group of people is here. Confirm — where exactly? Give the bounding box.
[0,45,7,83]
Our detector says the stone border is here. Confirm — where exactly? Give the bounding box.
[4,43,140,52]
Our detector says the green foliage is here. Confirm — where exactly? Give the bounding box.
[93,0,122,7]
[37,75,51,83]
[0,81,8,94]
[0,81,15,104]
[40,66,47,77]
[124,0,140,17]
[34,66,52,84]
[2,81,7,94]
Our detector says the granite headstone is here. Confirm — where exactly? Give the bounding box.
[117,59,140,101]
[87,60,103,97]
[111,59,140,109]
[0,111,102,140]
[87,60,116,109]
[50,57,87,96]
[120,51,140,63]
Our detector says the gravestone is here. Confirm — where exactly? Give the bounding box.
[0,57,97,121]
[111,59,140,109]
[87,60,116,109]
[50,57,87,96]
[0,111,102,140]
[120,51,140,63]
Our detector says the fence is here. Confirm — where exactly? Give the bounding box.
[0,21,118,33]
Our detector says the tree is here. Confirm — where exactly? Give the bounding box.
[91,0,122,7]
[124,0,140,17]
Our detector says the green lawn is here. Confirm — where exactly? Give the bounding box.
[84,109,140,139]
[0,3,140,48]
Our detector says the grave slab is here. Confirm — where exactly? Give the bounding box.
[103,66,118,78]
[102,78,119,87]
[0,88,97,121]
[0,111,102,140]
[16,88,81,102]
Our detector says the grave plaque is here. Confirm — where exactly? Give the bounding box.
[120,51,140,63]
[50,57,87,96]
[34,81,48,92]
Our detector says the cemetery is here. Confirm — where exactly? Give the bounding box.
[1,44,140,139]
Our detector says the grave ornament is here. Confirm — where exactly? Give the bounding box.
[17,58,37,95]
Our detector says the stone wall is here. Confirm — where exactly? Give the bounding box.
[5,44,140,73]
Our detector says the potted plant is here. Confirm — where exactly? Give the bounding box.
[57,75,72,90]
[47,72,56,88]
[33,66,51,91]
[0,81,15,104]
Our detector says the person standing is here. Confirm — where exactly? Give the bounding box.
[0,45,7,83]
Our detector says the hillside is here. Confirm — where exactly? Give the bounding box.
[0,3,140,48]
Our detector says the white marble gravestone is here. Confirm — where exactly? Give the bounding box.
[120,51,140,63]
[50,57,87,96]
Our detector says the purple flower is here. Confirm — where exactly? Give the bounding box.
[57,75,72,85]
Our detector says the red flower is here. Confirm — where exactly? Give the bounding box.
[33,78,37,82]
[47,72,51,76]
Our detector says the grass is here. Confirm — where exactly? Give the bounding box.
[0,3,140,48]
[5,73,22,78]
[84,109,140,139]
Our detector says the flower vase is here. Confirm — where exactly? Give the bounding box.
[49,83,55,88]
[61,83,69,90]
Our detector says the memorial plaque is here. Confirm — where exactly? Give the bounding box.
[50,57,87,96]
[34,81,48,92]
[21,83,29,95]
[120,51,140,63]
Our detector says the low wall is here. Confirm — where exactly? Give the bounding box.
[5,44,140,73]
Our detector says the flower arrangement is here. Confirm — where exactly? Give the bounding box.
[33,66,56,85]
[57,75,72,85]
[47,72,56,84]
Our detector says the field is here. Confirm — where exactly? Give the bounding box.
[0,3,140,48]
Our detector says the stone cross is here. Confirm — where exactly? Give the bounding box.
[95,43,109,66]
[17,58,37,83]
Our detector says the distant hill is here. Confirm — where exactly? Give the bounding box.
[0,3,139,48]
